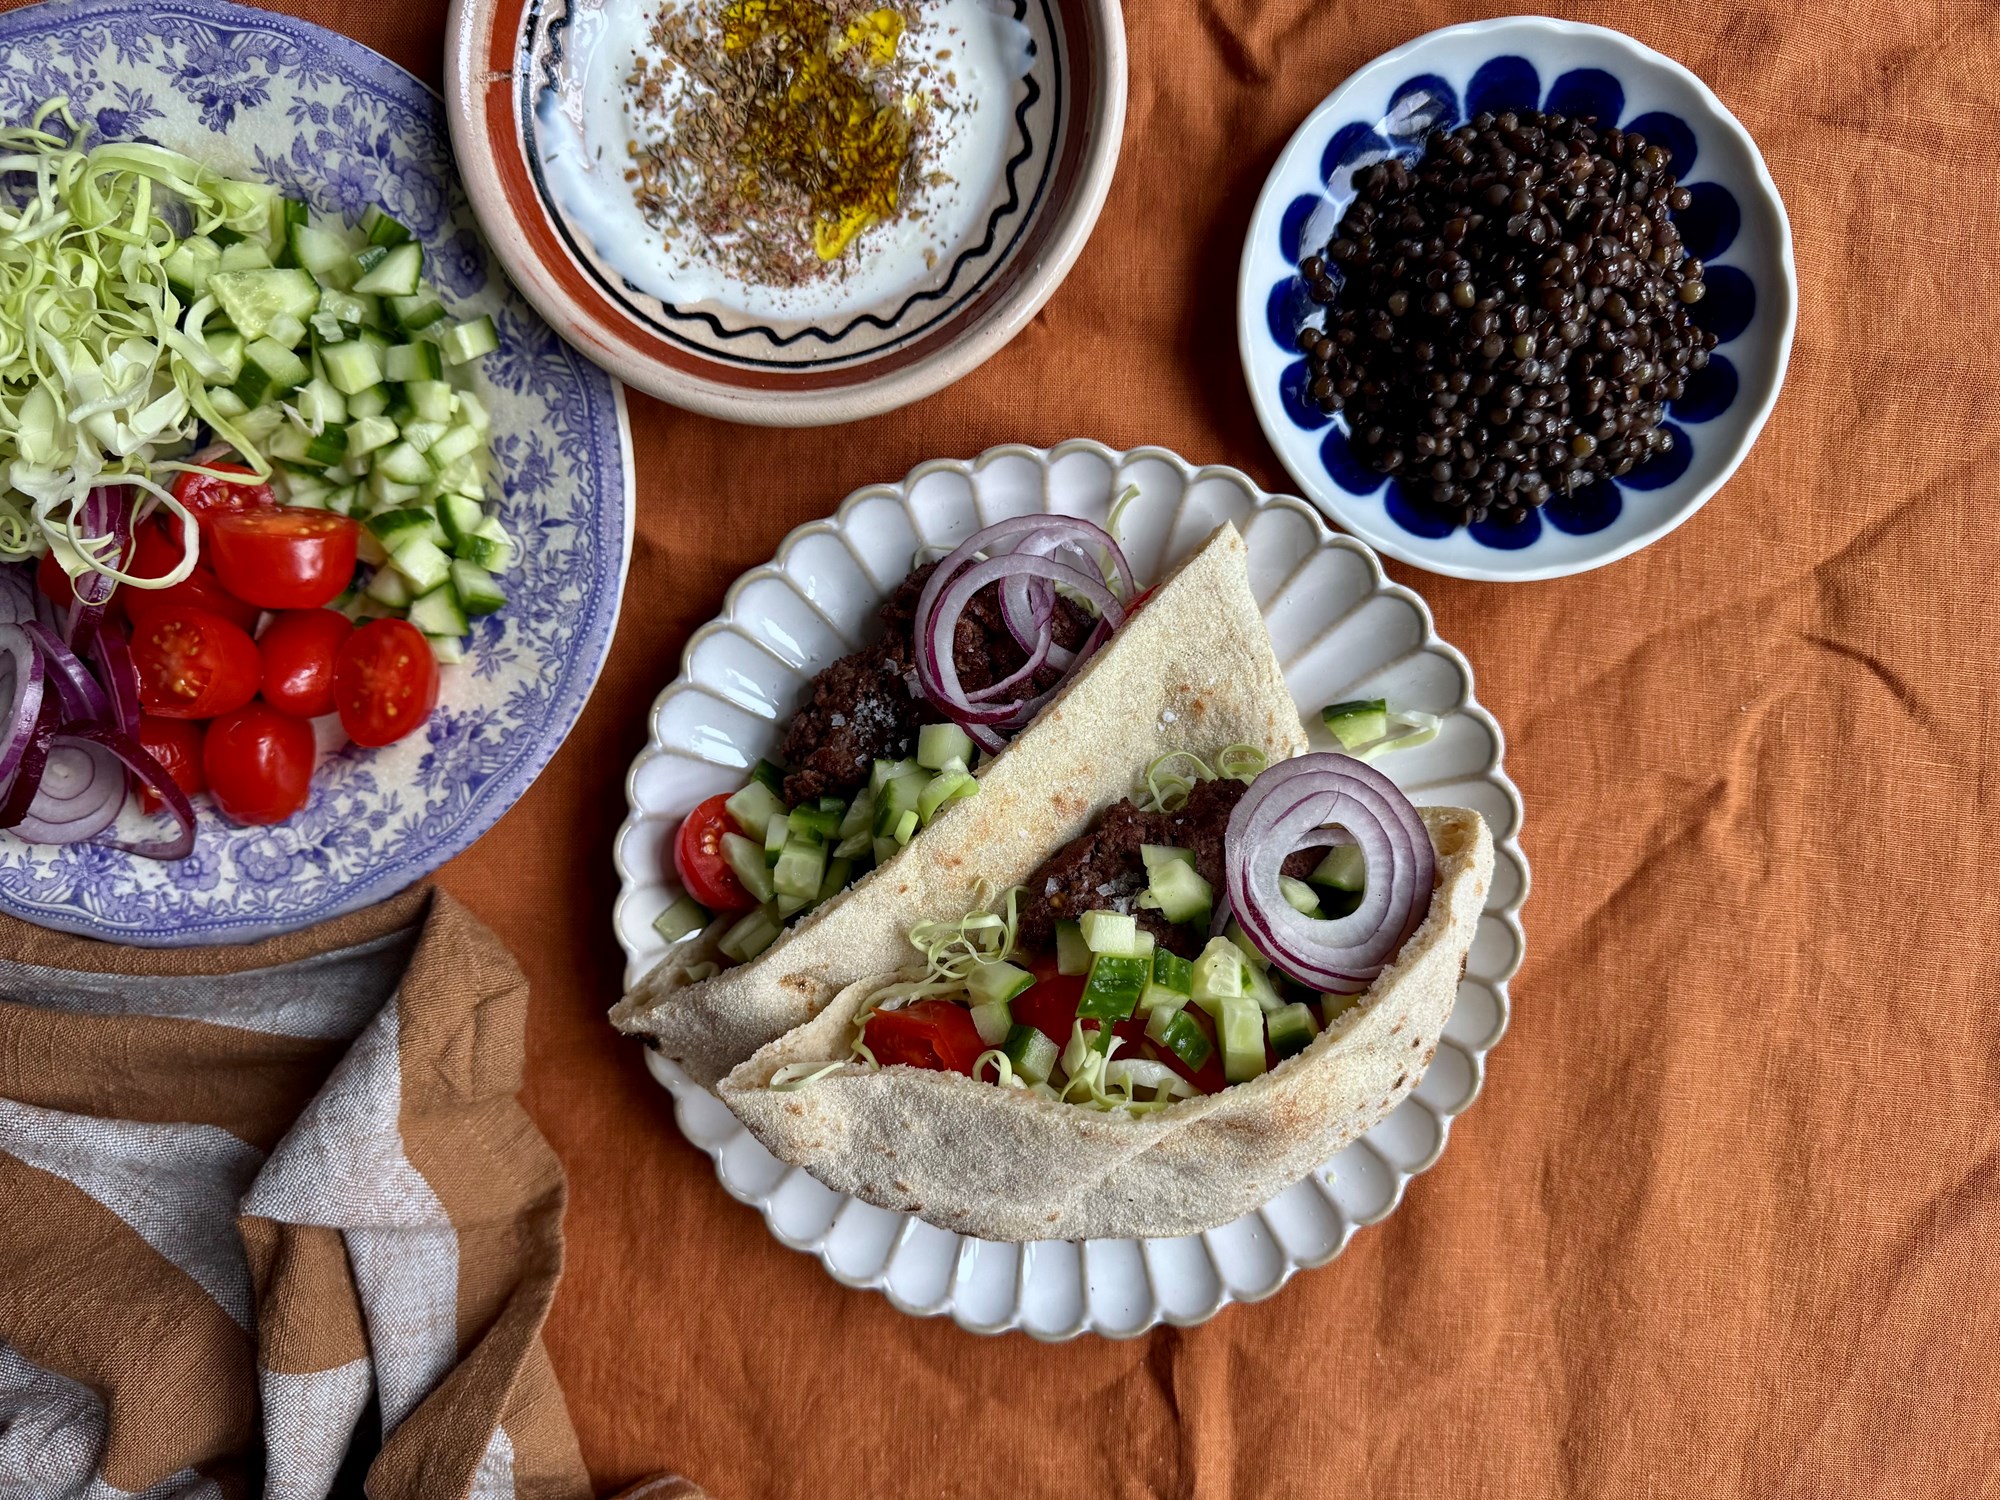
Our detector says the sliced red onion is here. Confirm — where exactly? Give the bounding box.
[0,624,47,792]
[60,723,195,861]
[914,518,1133,749]
[88,629,141,738]
[1224,753,1436,993]
[22,620,111,723]
[9,726,124,845]
[62,485,135,651]
[0,694,56,828]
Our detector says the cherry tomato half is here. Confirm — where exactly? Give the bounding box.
[132,607,261,720]
[208,509,359,610]
[171,463,276,535]
[136,715,206,814]
[672,793,756,913]
[332,618,438,747]
[862,1000,988,1076]
[258,609,354,719]
[122,520,261,633]
[202,702,315,825]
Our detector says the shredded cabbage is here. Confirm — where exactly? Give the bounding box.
[906,880,1023,978]
[1343,709,1442,760]
[0,98,282,586]
[769,1059,846,1091]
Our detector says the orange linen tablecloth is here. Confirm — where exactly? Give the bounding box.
[53,0,2000,1492]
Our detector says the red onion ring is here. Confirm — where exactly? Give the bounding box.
[88,629,141,739]
[61,723,195,861]
[0,694,57,829]
[0,625,47,793]
[1223,753,1436,993]
[62,485,134,652]
[9,724,124,845]
[917,553,1128,746]
[22,620,111,723]
[913,516,1134,748]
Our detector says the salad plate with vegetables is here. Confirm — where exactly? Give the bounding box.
[0,0,629,942]
[613,442,1526,1336]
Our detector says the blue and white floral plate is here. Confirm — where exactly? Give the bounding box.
[0,0,632,944]
[1239,17,1796,581]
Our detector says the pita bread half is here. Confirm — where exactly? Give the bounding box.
[612,522,1309,1088]
[717,807,1492,1243]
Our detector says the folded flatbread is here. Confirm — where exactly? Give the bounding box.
[718,806,1492,1242]
[612,522,1310,1088]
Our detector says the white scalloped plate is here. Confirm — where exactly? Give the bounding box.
[612,441,1527,1338]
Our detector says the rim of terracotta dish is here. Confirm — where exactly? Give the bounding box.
[444,0,1128,426]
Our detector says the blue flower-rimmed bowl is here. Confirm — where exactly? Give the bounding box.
[1239,17,1796,581]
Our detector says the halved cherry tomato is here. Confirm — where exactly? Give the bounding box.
[202,702,315,825]
[862,999,988,1075]
[136,715,206,813]
[207,509,359,610]
[171,463,276,535]
[332,618,437,747]
[132,608,260,720]
[258,609,354,719]
[123,520,261,633]
[672,794,757,913]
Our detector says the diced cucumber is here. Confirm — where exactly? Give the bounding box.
[208,268,319,339]
[1191,936,1245,1010]
[399,419,449,454]
[1140,844,1194,874]
[428,456,486,501]
[1280,876,1321,916]
[1310,843,1365,892]
[1002,1024,1058,1085]
[320,339,384,395]
[290,222,358,287]
[454,389,492,432]
[1152,1007,1214,1071]
[368,507,445,551]
[889,808,918,846]
[163,236,221,301]
[345,384,389,420]
[966,960,1033,1008]
[1146,858,1213,927]
[1077,953,1149,1022]
[264,311,308,350]
[1321,698,1390,751]
[426,633,466,664]
[406,585,467,639]
[231,337,309,406]
[773,892,811,919]
[763,815,789,864]
[217,239,273,272]
[717,907,779,963]
[316,289,379,330]
[372,441,432,485]
[425,423,483,470]
[450,562,505,617]
[353,243,423,296]
[772,836,827,902]
[916,722,975,770]
[405,379,457,425]
[1226,919,1270,971]
[202,329,245,384]
[206,387,248,418]
[724,780,787,841]
[916,769,976,823]
[361,205,412,247]
[458,517,514,573]
[389,536,451,593]
[437,314,499,365]
[1241,959,1283,1014]
[1079,910,1138,957]
[832,828,873,861]
[816,855,853,905]
[384,342,443,383]
[788,801,840,843]
[325,485,358,517]
[276,468,330,507]
[1150,950,1194,996]
[750,758,783,795]
[367,473,424,510]
[720,831,775,903]
[967,999,1013,1047]
[346,413,399,458]
[1267,1001,1320,1059]
[436,492,485,550]
[294,378,348,426]
[364,566,414,607]
[1056,920,1090,976]
[387,290,448,334]
[301,424,348,468]
[651,892,710,946]
[1218,997,1267,1083]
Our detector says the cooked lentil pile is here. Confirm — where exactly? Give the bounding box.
[625,0,941,287]
[1300,110,1717,524]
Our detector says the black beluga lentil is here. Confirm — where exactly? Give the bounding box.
[1299,110,1717,525]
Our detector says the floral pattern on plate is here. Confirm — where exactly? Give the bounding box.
[613,441,1528,1338]
[0,0,632,943]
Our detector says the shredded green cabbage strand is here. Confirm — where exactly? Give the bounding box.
[0,98,277,583]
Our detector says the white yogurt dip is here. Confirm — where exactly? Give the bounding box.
[537,0,1033,326]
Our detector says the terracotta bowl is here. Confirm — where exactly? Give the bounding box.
[445,0,1127,425]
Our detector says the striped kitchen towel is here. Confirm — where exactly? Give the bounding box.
[0,886,600,1500]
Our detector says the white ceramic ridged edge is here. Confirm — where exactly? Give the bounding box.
[616,440,1527,1339]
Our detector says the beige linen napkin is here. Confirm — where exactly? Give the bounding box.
[0,886,594,1499]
